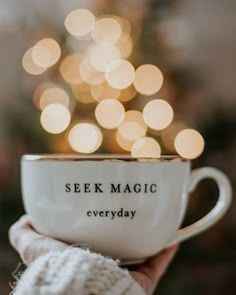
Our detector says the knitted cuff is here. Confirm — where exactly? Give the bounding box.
[13,247,146,295]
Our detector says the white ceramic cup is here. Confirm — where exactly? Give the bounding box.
[21,154,232,264]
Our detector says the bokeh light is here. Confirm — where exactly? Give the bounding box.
[32,38,61,68]
[161,121,187,152]
[66,34,92,52]
[118,85,137,102]
[91,82,121,102]
[22,48,46,75]
[114,16,131,36]
[143,99,174,130]
[39,87,70,110]
[33,83,56,109]
[75,33,92,41]
[72,83,95,104]
[116,33,133,59]
[91,18,122,45]
[106,59,135,89]
[131,137,161,158]
[22,9,205,160]
[65,9,95,37]
[89,44,121,72]
[134,64,163,95]
[68,123,102,153]
[95,98,125,129]
[40,104,71,134]
[59,54,83,85]
[116,131,135,151]
[79,57,105,85]
[118,110,147,141]
[174,129,205,159]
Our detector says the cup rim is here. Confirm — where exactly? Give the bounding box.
[22,154,188,162]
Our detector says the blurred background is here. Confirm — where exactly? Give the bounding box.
[0,0,235,294]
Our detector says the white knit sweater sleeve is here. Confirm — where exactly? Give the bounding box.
[13,248,146,295]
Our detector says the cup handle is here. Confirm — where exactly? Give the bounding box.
[167,167,232,247]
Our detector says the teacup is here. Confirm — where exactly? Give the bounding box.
[21,154,232,264]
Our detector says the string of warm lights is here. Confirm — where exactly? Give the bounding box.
[22,8,205,159]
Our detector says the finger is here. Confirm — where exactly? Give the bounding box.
[149,245,178,281]
[129,246,178,295]
[139,245,179,282]
[9,215,68,265]
[129,245,178,283]
[9,215,36,250]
